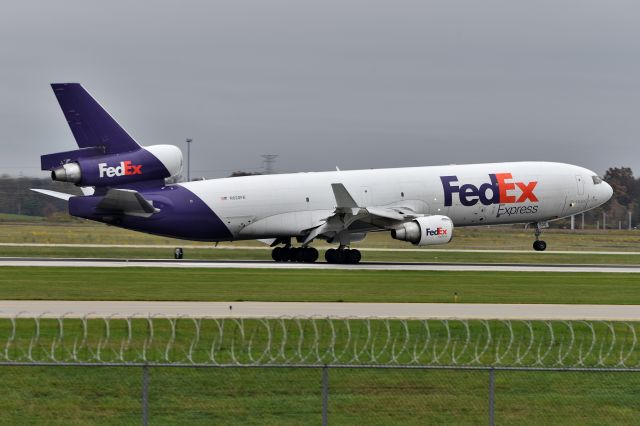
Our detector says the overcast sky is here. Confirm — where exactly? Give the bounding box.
[1,0,639,178]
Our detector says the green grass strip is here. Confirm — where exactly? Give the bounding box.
[0,267,638,304]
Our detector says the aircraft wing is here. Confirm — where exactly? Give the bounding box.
[331,183,421,221]
[302,183,422,245]
[96,189,159,217]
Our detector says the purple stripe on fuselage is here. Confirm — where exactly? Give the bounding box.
[69,185,232,242]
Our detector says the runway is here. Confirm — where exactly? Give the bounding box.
[2,242,640,255]
[1,301,639,320]
[0,257,639,272]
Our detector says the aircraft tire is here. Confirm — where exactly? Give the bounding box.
[325,248,337,263]
[280,247,292,262]
[304,247,319,263]
[533,240,547,251]
[346,249,362,264]
[271,247,283,262]
[289,247,301,262]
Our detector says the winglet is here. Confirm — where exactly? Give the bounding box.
[331,183,359,208]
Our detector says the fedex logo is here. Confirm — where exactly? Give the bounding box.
[425,227,448,237]
[98,161,142,178]
[441,173,538,207]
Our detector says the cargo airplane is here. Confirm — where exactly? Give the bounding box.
[34,83,613,263]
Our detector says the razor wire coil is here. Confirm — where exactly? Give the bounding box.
[0,316,639,368]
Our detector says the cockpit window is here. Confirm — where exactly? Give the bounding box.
[592,175,603,185]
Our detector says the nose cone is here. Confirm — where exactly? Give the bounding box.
[601,181,614,203]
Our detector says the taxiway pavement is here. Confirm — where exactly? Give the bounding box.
[0,257,639,272]
[0,301,639,320]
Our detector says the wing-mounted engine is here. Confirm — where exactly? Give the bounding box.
[391,215,453,245]
[42,144,183,187]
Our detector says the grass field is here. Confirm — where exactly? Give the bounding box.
[2,221,640,265]
[1,317,638,424]
[0,266,638,304]
[1,221,639,423]
[0,319,640,425]
[2,366,637,425]
[0,213,45,222]
[2,221,640,251]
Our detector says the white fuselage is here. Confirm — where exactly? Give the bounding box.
[178,161,612,241]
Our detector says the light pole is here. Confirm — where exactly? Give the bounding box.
[261,154,278,175]
[186,138,192,181]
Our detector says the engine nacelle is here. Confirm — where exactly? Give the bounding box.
[391,215,453,246]
[48,145,183,187]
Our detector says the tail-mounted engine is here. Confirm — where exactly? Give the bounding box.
[42,145,183,187]
[391,215,453,246]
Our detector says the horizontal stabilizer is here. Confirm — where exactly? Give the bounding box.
[96,189,158,217]
[41,146,106,170]
[30,189,74,201]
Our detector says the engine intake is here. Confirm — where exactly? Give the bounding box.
[391,215,453,246]
[51,162,82,183]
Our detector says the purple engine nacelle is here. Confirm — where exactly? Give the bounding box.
[44,145,182,187]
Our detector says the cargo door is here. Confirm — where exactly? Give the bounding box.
[575,175,585,196]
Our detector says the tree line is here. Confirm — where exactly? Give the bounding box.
[0,175,80,220]
[595,167,639,229]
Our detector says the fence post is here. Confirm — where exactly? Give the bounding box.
[142,364,149,426]
[488,368,495,426]
[322,365,329,426]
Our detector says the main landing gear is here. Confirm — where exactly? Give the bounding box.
[325,247,362,264]
[272,246,319,263]
[532,222,548,251]
[270,245,362,264]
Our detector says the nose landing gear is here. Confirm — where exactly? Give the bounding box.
[532,222,548,251]
[533,240,547,251]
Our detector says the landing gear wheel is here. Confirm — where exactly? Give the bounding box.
[345,249,362,264]
[334,249,346,264]
[325,248,362,264]
[280,247,292,262]
[533,240,547,251]
[272,246,319,263]
[530,222,549,252]
[271,246,283,262]
[291,247,302,262]
[302,247,319,263]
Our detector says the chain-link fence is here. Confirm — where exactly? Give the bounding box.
[1,364,638,425]
[1,316,639,424]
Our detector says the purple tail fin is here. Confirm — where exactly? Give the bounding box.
[51,83,140,154]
